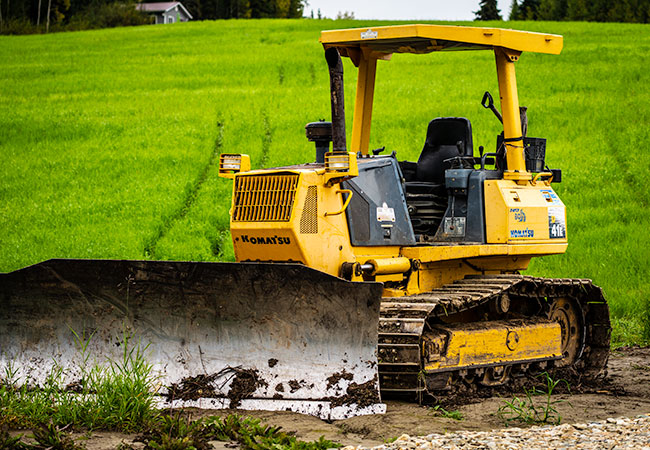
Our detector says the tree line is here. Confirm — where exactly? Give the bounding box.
[0,0,306,33]
[182,0,304,20]
[475,0,649,22]
[4,0,648,35]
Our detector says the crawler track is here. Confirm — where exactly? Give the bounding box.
[377,275,611,399]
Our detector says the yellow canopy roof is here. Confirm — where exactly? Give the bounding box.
[320,24,563,56]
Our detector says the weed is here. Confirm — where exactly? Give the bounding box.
[497,372,571,426]
[430,405,464,421]
[0,426,28,450]
[642,297,650,345]
[0,422,86,450]
[0,330,158,432]
[134,414,211,450]
[611,315,650,349]
[91,331,160,431]
[30,422,86,450]
[134,414,340,450]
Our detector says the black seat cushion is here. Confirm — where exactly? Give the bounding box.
[415,117,473,184]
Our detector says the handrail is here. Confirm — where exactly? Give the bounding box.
[325,190,353,216]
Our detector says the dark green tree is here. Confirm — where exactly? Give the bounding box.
[249,0,273,17]
[474,0,502,20]
[537,0,555,19]
[287,0,303,17]
[555,0,568,20]
[588,0,611,21]
[566,0,588,20]
[508,0,520,19]
[536,0,568,20]
[182,0,200,20]
[519,0,539,19]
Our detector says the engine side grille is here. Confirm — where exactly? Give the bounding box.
[300,186,318,234]
[233,174,299,222]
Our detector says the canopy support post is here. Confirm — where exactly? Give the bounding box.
[495,47,531,182]
[351,52,378,155]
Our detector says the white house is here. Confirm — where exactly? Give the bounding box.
[137,2,193,24]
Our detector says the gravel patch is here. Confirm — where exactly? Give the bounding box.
[341,414,650,450]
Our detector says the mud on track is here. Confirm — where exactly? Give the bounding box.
[10,347,650,450]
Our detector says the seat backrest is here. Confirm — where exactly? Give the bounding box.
[416,117,474,183]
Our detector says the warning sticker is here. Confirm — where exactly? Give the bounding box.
[361,29,378,40]
[377,202,396,222]
[541,189,562,204]
[548,206,566,239]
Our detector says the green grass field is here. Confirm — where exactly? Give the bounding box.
[1,19,648,345]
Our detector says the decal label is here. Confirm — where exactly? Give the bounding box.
[510,228,535,238]
[443,217,466,237]
[548,206,566,239]
[510,208,527,223]
[377,202,396,222]
[541,189,562,204]
[361,29,378,40]
[240,235,291,245]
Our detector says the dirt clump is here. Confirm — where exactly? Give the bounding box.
[326,370,354,390]
[165,374,218,401]
[227,368,267,408]
[330,376,380,408]
[65,379,85,393]
[165,367,269,407]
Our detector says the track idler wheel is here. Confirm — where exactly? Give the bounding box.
[548,297,585,367]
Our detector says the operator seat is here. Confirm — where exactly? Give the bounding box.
[403,117,474,239]
[415,117,474,184]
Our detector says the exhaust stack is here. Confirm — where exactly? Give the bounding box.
[325,47,346,152]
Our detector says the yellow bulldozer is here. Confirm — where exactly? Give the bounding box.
[0,24,610,420]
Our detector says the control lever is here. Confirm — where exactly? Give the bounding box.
[481,91,503,124]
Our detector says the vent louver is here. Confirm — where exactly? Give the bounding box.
[233,174,299,222]
[300,186,318,234]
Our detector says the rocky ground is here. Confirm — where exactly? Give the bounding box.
[350,415,650,450]
[9,347,650,449]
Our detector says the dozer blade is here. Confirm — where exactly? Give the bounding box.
[0,259,385,419]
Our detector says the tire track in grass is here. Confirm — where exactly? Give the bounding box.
[258,111,272,169]
[210,111,271,259]
[143,121,224,259]
[207,110,271,259]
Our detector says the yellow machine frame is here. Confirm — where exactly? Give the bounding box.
[221,24,567,295]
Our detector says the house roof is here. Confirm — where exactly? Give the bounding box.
[137,2,193,19]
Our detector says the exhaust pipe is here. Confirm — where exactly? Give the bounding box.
[325,47,346,152]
